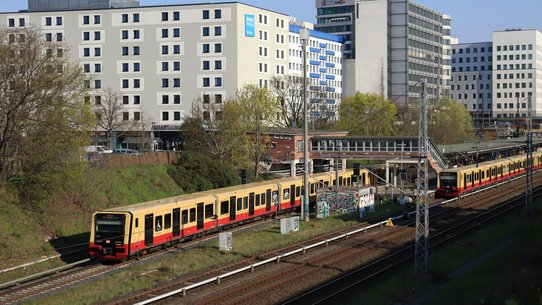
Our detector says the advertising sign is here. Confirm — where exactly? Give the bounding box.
[245,14,255,37]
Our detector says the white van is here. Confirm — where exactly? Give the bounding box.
[84,145,113,154]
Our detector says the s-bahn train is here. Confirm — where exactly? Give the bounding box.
[435,150,542,199]
[89,169,368,261]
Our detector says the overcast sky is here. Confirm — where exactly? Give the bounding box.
[1,0,541,43]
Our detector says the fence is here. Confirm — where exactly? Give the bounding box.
[87,151,181,168]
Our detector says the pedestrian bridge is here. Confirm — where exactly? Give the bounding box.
[310,136,447,173]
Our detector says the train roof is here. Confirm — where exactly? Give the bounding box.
[441,150,542,173]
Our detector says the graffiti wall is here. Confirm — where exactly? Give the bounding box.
[316,186,376,219]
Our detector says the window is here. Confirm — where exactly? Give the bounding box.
[174,111,181,121]
[46,17,53,26]
[94,31,101,40]
[173,28,180,37]
[220,201,228,215]
[123,96,129,104]
[215,43,222,53]
[215,94,222,103]
[122,14,128,23]
[203,44,210,53]
[83,64,90,73]
[162,111,169,121]
[134,112,141,121]
[94,95,101,105]
[94,47,101,56]
[162,78,169,88]
[133,46,140,55]
[122,112,129,120]
[133,95,140,104]
[162,45,169,54]
[133,30,140,39]
[83,32,90,41]
[133,62,140,72]
[162,95,169,104]
[95,80,101,89]
[173,61,180,71]
[95,64,101,73]
[205,204,213,218]
[181,210,188,225]
[164,213,171,229]
[122,79,129,88]
[203,10,209,19]
[122,46,129,56]
[174,95,180,104]
[83,16,89,24]
[214,26,222,36]
[215,77,222,87]
[133,79,140,88]
[133,13,140,23]
[94,15,101,24]
[155,215,163,232]
[122,30,128,39]
[202,61,210,70]
[162,29,168,38]
[202,27,210,37]
[203,78,210,87]
[215,9,222,19]
[189,208,196,222]
[173,45,180,54]
[83,48,90,57]
[46,33,52,42]
[173,78,180,87]
[162,62,169,71]
[162,12,168,21]
[56,33,62,41]
[122,63,129,72]
[215,60,222,70]
[8,18,14,27]
[203,94,210,103]
[19,18,25,27]
[56,17,62,26]
[173,11,180,21]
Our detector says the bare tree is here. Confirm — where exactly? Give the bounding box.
[0,26,93,184]
[94,87,126,149]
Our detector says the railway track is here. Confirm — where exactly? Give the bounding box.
[121,173,540,305]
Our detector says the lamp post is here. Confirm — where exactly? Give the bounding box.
[300,27,310,222]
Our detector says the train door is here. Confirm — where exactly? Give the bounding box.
[229,196,236,221]
[144,214,153,246]
[463,173,467,190]
[249,192,255,216]
[266,189,271,212]
[172,208,180,237]
[197,203,204,230]
[290,185,295,207]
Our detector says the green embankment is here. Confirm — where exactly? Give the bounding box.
[0,165,182,270]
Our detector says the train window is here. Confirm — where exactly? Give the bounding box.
[164,213,171,229]
[310,183,315,194]
[135,218,138,228]
[332,179,336,186]
[189,208,196,222]
[243,197,248,209]
[182,210,188,224]
[155,215,163,232]
[339,177,343,186]
[237,198,242,210]
[256,194,261,206]
[301,186,304,196]
[283,188,290,200]
[205,204,213,218]
[261,193,266,206]
[220,200,228,215]
[295,187,300,197]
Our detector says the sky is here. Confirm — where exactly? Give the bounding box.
[1,0,541,43]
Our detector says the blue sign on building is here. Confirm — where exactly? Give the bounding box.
[245,14,255,37]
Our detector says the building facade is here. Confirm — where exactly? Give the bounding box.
[314,0,355,60]
[289,23,343,123]
[492,29,541,119]
[316,0,451,104]
[450,42,493,120]
[1,3,293,137]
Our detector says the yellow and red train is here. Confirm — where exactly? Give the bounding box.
[435,150,542,199]
[89,169,368,261]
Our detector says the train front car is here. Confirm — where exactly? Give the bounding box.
[435,171,459,198]
[89,212,131,261]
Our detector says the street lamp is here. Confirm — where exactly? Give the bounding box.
[300,27,310,222]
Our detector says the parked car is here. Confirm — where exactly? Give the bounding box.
[113,148,140,155]
[84,145,113,154]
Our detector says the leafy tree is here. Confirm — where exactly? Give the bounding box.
[337,93,397,136]
[428,98,476,144]
[0,26,94,186]
[228,84,279,178]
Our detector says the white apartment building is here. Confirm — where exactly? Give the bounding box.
[492,29,541,118]
[289,22,343,123]
[1,2,293,143]
[450,42,493,120]
[316,0,451,104]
